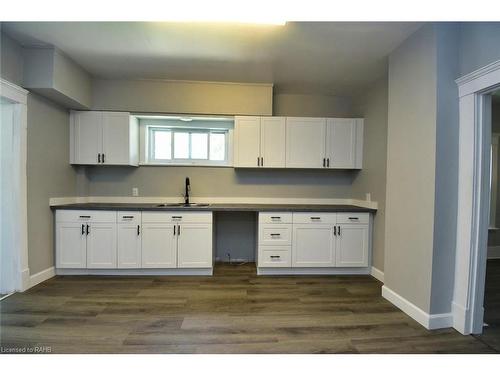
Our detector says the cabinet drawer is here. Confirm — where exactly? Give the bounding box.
[117,211,141,224]
[56,210,117,223]
[258,246,291,268]
[259,212,292,224]
[259,224,292,246]
[336,213,369,224]
[292,213,337,224]
[142,211,212,223]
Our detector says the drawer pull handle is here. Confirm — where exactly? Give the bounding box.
[172,216,182,219]
[270,233,281,236]
[79,215,91,218]
[270,216,281,219]
[122,216,134,219]
[310,217,321,220]
[270,255,281,259]
[348,217,359,220]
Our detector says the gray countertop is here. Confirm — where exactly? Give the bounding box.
[50,202,377,213]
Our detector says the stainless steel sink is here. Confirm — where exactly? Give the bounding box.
[155,203,210,208]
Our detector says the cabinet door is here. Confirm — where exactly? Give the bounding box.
[73,111,102,165]
[234,116,261,167]
[326,119,356,168]
[56,222,87,268]
[335,224,369,267]
[292,224,335,267]
[86,222,117,268]
[117,223,142,268]
[260,117,286,168]
[177,223,213,268]
[141,223,177,268]
[286,117,326,168]
[102,112,132,165]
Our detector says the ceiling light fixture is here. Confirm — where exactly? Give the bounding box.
[161,16,286,26]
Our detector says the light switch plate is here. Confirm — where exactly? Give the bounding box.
[132,187,139,197]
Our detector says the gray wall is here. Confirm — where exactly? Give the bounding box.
[385,24,437,313]
[273,93,355,117]
[27,93,77,274]
[459,22,500,77]
[1,31,24,86]
[352,75,388,272]
[85,166,356,198]
[92,79,273,116]
[430,23,460,314]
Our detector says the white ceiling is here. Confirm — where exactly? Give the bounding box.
[2,22,422,96]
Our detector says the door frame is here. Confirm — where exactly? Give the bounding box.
[453,60,500,334]
[1,78,30,292]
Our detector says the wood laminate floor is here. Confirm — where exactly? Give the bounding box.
[0,263,498,354]
[474,259,500,351]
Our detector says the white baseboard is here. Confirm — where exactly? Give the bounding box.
[257,267,370,276]
[56,268,213,276]
[382,285,453,330]
[488,246,500,259]
[21,268,30,291]
[370,266,384,282]
[28,267,55,289]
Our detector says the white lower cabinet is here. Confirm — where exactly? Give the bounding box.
[56,221,87,269]
[335,224,369,267]
[117,212,142,268]
[86,222,117,268]
[258,211,370,270]
[141,223,177,268]
[56,210,213,271]
[177,223,213,268]
[140,212,213,269]
[292,224,335,267]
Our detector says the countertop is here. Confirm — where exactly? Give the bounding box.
[50,202,377,213]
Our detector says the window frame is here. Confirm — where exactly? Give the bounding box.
[139,117,234,167]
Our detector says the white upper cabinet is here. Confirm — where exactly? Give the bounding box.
[234,116,287,168]
[70,111,139,166]
[326,118,363,169]
[285,117,326,168]
[234,116,261,167]
[72,111,102,165]
[260,117,286,168]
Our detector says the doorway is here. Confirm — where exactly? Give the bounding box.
[0,79,29,295]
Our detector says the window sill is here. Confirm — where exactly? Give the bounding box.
[139,162,234,168]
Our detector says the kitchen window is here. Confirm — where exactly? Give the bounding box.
[138,115,233,166]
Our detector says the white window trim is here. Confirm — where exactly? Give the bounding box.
[139,120,234,167]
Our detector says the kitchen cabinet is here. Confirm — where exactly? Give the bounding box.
[70,111,139,166]
[177,223,213,268]
[258,211,370,270]
[234,116,286,168]
[141,223,177,268]
[257,212,292,268]
[56,221,87,268]
[56,210,117,269]
[292,224,336,267]
[285,117,326,168]
[141,212,213,268]
[326,118,363,169]
[87,222,117,268]
[117,212,142,268]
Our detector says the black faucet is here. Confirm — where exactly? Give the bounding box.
[184,177,191,205]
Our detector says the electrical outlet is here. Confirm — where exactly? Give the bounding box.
[226,252,231,263]
[132,187,139,197]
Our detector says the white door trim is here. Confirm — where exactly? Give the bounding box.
[1,78,30,291]
[453,60,500,334]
